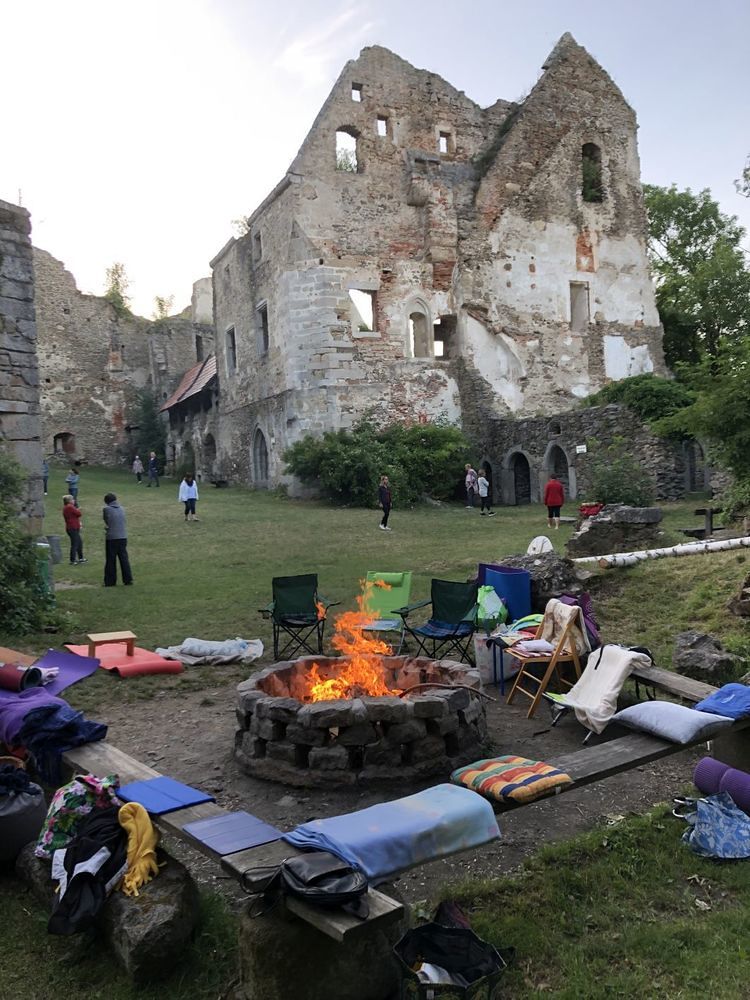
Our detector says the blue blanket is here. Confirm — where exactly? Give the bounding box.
[282,783,500,880]
[696,683,750,720]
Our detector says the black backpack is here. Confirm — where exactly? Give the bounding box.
[243,850,369,919]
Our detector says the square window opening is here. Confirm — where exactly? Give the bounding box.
[257,303,269,354]
[351,84,362,102]
[433,315,457,359]
[569,282,590,332]
[226,326,237,373]
[438,131,452,154]
[336,129,360,172]
[377,116,388,137]
[348,289,376,332]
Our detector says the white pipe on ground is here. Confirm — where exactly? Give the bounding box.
[573,535,750,569]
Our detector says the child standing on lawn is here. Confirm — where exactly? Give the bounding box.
[62,494,87,565]
[179,473,200,521]
[477,468,495,517]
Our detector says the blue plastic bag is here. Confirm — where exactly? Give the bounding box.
[679,792,750,859]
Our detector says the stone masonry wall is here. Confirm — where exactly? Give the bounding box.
[0,201,44,531]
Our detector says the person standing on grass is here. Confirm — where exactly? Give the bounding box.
[543,474,565,530]
[42,458,49,496]
[378,475,392,531]
[147,451,160,487]
[65,466,80,503]
[132,454,144,484]
[62,494,87,565]
[102,492,133,587]
[477,468,495,517]
[464,464,478,508]
[179,473,200,522]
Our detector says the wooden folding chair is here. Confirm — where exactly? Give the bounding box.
[505,605,584,718]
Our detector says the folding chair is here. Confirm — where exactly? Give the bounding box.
[260,574,339,661]
[397,579,478,666]
[505,599,588,718]
[360,571,413,653]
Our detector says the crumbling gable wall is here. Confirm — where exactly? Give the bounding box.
[34,249,211,465]
[0,200,43,530]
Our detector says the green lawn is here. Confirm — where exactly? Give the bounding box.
[3,467,750,998]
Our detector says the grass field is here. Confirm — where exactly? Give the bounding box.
[3,467,750,998]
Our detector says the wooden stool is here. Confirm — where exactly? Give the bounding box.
[87,630,137,658]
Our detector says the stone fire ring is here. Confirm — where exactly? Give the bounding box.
[234,655,488,787]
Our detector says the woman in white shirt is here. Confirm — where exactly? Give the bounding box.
[178,474,200,521]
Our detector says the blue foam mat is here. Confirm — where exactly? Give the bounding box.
[183,810,282,855]
[119,776,214,814]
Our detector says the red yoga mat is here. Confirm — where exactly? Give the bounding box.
[65,643,183,677]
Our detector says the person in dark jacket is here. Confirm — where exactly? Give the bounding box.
[543,475,565,530]
[378,475,392,531]
[103,493,133,586]
[146,451,160,487]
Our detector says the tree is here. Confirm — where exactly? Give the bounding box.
[104,262,132,318]
[130,389,166,466]
[736,155,750,198]
[153,295,174,320]
[643,185,750,366]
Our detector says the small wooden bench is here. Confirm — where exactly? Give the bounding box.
[629,663,717,705]
[87,630,137,658]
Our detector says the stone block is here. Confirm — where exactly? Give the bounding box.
[410,737,450,764]
[285,724,327,746]
[411,695,448,718]
[256,696,302,722]
[309,745,350,771]
[363,739,403,767]
[251,717,286,741]
[434,687,471,711]
[236,686,266,714]
[385,719,426,744]
[0,278,32,301]
[336,723,379,746]
[673,631,744,684]
[297,699,366,728]
[266,741,298,764]
[458,699,483,725]
[360,695,411,723]
[426,715,459,736]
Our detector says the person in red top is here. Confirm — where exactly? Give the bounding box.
[543,475,565,530]
[62,494,87,565]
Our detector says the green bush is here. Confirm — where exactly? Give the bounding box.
[0,450,54,634]
[283,420,471,507]
[586,438,655,507]
[584,374,694,428]
[720,478,750,523]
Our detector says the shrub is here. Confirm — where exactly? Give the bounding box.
[585,438,655,507]
[0,450,54,634]
[584,374,694,428]
[283,420,471,507]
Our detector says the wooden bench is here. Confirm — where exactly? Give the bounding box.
[87,630,137,658]
[61,742,404,943]
[629,663,718,705]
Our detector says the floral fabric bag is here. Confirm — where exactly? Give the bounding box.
[35,772,121,859]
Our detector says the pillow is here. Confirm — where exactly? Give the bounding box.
[514,639,555,654]
[611,701,733,744]
[695,684,750,720]
[451,755,572,804]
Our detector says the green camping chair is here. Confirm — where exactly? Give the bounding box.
[260,574,339,661]
[397,579,479,666]
[361,571,413,653]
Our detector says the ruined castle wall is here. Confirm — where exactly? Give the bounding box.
[34,249,209,464]
[0,201,43,531]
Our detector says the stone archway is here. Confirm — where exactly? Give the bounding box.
[252,429,269,487]
[684,439,709,493]
[203,433,217,476]
[511,453,531,505]
[542,441,577,500]
[53,431,76,455]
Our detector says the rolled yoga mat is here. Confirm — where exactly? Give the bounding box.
[693,756,731,795]
[0,663,42,693]
[719,768,750,815]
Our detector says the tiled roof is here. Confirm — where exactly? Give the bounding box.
[160,355,217,411]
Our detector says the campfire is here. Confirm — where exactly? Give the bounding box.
[307,582,399,702]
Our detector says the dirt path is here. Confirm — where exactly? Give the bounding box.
[93,681,700,908]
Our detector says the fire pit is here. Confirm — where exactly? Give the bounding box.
[234,654,488,787]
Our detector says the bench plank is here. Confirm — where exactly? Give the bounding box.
[630,664,718,704]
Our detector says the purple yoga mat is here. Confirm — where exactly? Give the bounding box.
[693,756,731,795]
[720,768,750,814]
[0,649,100,703]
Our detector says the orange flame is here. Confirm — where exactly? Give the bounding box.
[307,581,400,702]
[315,599,327,620]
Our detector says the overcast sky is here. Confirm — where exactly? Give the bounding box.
[3,0,748,317]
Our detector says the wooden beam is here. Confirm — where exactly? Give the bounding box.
[630,664,718,704]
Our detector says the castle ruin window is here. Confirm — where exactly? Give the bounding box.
[257,302,269,354]
[336,129,360,172]
[348,289,376,332]
[569,282,590,332]
[351,83,362,102]
[253,429,269,484]
[53,431,76,455]
[226,326,237,374]
[409,311,432,358]
[582,143,603,203]
[433,315,456,359]
[195,334,203,362]
[377,116,389,137]
[253,231,262,262]
[438,131,454,154]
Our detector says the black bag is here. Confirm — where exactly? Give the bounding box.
[395,922,509,999]
[243,850,369,919]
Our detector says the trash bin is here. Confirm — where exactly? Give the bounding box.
[36,541,53,596]
[45,534,62,565]
[484,567,531,622]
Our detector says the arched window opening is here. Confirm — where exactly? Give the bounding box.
[510,452,531,505]
[203,434,217,474]
[409,312,432,358]
[547,444,570,495]
[336,129,360,173]
[582,143,603,203]
[253,430,269,484]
